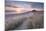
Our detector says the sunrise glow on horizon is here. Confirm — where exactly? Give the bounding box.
[5,0,44,14]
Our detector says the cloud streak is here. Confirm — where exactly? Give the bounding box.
[5,1,44,14]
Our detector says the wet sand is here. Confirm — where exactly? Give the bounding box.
[5,11,44,31]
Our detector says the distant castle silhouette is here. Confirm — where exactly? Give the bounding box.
[20,10,36,14]
[32,10,36,12]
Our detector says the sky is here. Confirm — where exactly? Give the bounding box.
[6,0,44,2]
[5,0,44,14]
